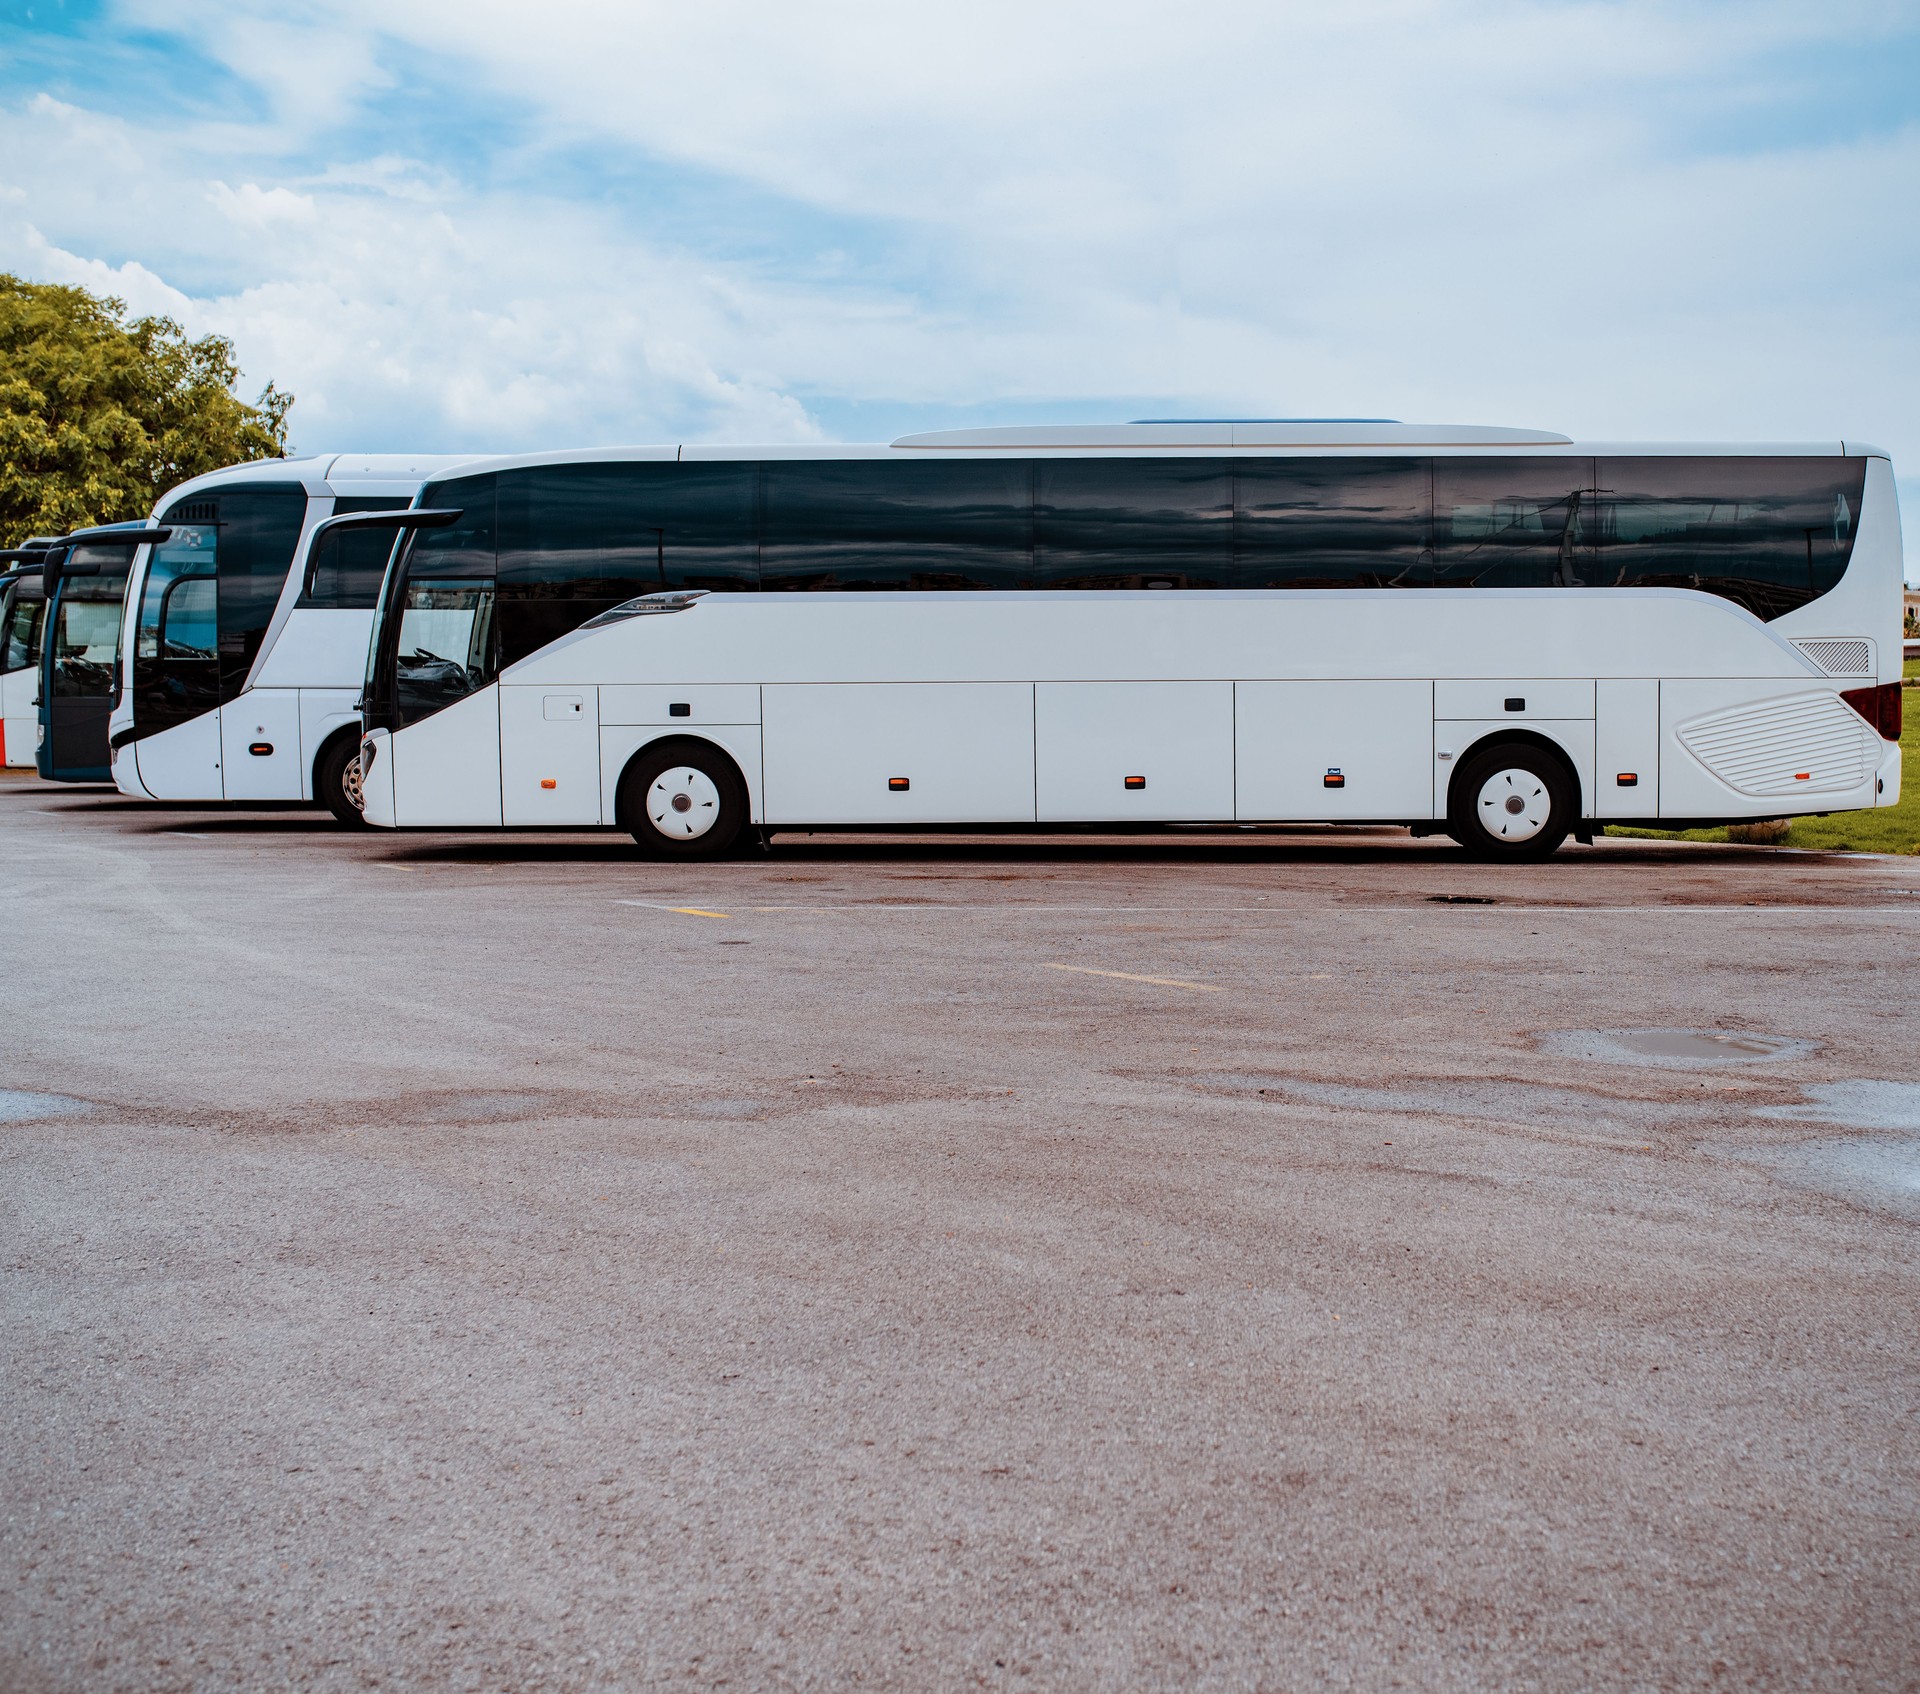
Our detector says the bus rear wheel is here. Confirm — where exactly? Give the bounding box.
[1446,741,1575,859]
[315,730,368,827]
[617,740,748,859]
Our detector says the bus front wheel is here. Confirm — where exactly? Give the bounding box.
[1446,741,1576,859]
[617,740,749,859]
[315,730,369,827]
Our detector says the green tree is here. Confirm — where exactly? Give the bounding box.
[0,274,293,546]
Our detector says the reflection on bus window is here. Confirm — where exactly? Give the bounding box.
[396,580,497,726]
[4,586,43,673]
[50,576,127,697]
[159,576,217,659]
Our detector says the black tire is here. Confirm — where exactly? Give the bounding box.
[314,730,369,827]
[1446,740,1576,859]
[616,739,748,859]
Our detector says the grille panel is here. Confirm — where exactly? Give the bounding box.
[1793,638,1872,676]
[1677,691,1875,797]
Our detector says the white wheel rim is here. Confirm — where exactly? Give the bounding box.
[1476,767,1552,842]
[647,766,722,839]
[343,753,364,811]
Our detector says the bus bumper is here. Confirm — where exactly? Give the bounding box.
[359,730,396,827]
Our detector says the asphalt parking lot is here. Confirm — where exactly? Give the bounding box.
[3,770,1918,1692]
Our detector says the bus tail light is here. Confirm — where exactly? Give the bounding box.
[1840,682,1901,740]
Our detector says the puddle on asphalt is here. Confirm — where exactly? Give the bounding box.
[1754,1079,1920,1131]
[0,1089,92,1121]
[1536,1028,1817,1068]
[1190,1072,1714,1136]
[1737,1132,1920,1218]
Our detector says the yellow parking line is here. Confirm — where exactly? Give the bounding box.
[1043,963,1221,993]
[669,906,732,919]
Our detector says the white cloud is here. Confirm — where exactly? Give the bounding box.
[2,0,1916,572]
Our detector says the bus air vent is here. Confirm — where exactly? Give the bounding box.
[1793,639,1872,676]
[1676,692,1876,797]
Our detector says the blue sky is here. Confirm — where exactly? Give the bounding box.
[2,1,1918,568]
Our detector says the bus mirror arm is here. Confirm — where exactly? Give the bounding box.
[36,525,174,580]
[299,508,463,598]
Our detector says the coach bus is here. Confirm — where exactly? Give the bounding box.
[109,453,462,819]
[0,560,48,767]
[353,422,1903,859]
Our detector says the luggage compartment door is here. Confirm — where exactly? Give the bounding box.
[1036,681,1234,822]
[762,683,1034,825]
[1236,680,1434,820]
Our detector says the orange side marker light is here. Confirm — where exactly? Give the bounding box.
[540,778,557,789]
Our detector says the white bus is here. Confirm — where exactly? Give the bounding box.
[110,454,462,819]
[354,423,1903,859]
[0,561,47,767]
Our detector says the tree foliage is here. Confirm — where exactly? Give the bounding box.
[0,274,293,546]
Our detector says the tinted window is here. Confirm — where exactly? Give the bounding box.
[1595,457,1867,619]
[760,460,1031,590]
[300,496,411,609]
[390,475,498,728]
[4,575,43,672]
[1035,460,1231,588]
[198,487,307,696]
[131,524,220,737]
[495,462,757,666]
[1433,458,1596,588]
[1233,459,1430,587]
[49,562,128,699]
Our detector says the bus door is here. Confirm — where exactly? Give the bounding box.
[0,570,45,768]
[129,521,221,795]
[40,546,133,782]
[130,486,307,800]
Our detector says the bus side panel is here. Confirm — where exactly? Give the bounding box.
[1235,680,1433,821]
[500,683,601,826]
[253,609,376,690]
[298,688,363,801]
[763,682,1035,825]
[1659,680,1879,818]
[220,689,303,801]
[132,709,224,800]
[1,665,35,767]
[1594,680,1660,818]
[1036,681,1233,822]
[392,685,503,827]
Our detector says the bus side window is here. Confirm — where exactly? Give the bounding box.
[760,460,1030,591]
[1432,458,1598,589]
[1232,458,1431,588]
[1033,459,1231,590]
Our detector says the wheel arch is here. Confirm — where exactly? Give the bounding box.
[612,732,754,825]
[311,720,361,790]
[1444,727,1587,818]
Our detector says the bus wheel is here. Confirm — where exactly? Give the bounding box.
[617,740,748,859]
[315,730,369,827]
[1446,742,1575,859]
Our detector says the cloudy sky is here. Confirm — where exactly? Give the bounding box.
[2,0,1917,561]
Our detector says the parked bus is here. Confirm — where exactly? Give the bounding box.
[37,523,169,782]
[354,423,1904,859]
[0,559,48,767]
[110,454,462,819]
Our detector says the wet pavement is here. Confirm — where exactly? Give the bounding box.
[3,771,1918,1691]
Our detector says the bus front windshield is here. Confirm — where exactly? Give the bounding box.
[49,563,130,698]
[133,524,220,729]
